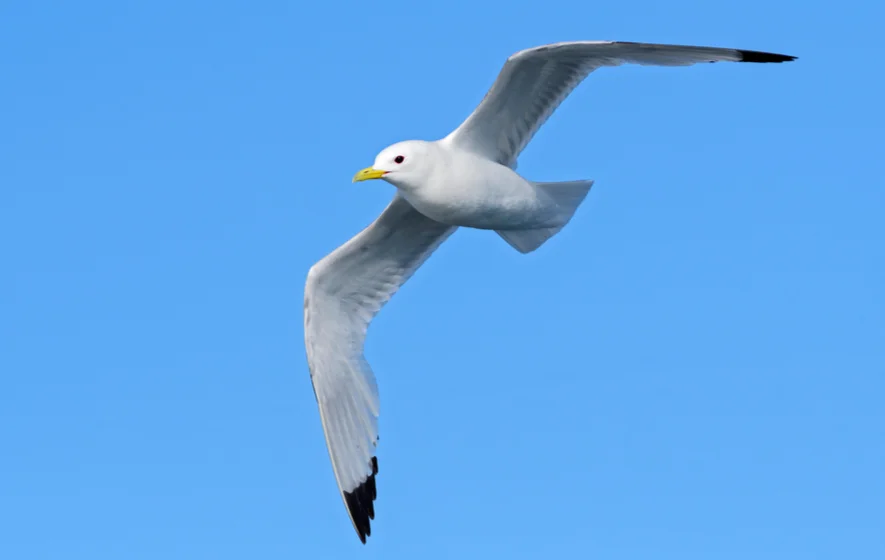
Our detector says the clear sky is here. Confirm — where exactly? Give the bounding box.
[2,1,883,558]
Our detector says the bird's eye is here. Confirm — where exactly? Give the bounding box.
[394,155,405,164]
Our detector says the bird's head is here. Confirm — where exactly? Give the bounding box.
[352,140,437,191]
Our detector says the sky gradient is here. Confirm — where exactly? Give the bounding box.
[2,1,883,558]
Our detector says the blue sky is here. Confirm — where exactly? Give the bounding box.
[1,0,883,558]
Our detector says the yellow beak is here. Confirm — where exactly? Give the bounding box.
[352,166,388,183]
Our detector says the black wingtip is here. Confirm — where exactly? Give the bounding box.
[737,49,797,63]
[344,456,379,544]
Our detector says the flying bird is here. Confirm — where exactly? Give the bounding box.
[303,40,795,543]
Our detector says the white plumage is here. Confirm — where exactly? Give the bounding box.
[304,40,795,543]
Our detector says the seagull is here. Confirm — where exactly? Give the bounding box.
[303,40,795,543]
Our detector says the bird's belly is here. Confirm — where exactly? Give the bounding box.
[402,172,560,230]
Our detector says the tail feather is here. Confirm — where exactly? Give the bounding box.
[496,179,594,254]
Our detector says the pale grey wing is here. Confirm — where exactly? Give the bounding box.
[443,40,796,166]
[304,194,456,543]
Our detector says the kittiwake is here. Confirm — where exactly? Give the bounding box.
[303,40,796,543]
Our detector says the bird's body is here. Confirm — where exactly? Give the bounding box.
[303,40,796,543]
[385,141,565,230]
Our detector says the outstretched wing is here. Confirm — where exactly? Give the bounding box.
[304,194,456,543]
[443,40,795,166]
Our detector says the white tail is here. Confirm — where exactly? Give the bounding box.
[496,180,594,253]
